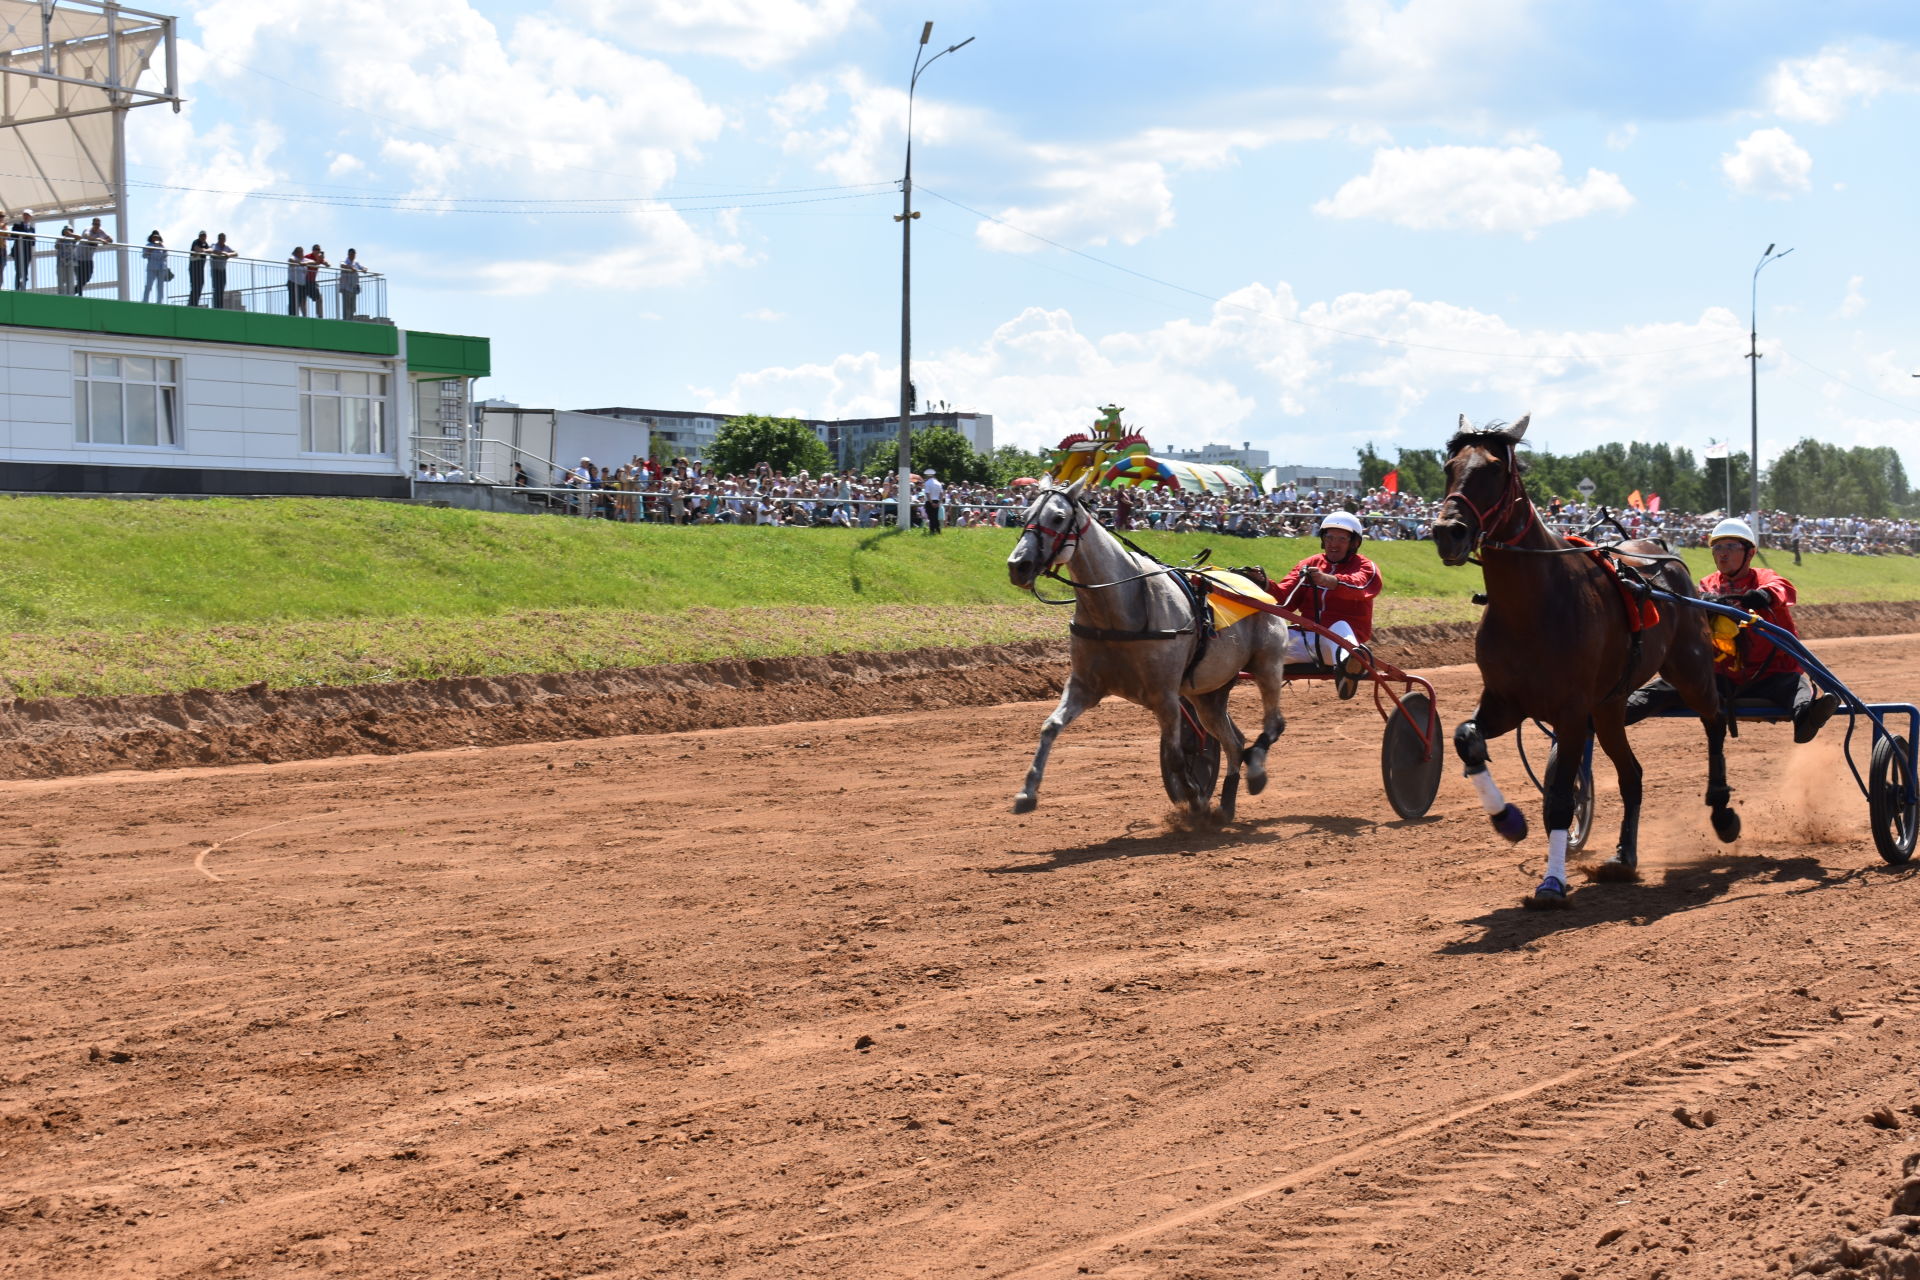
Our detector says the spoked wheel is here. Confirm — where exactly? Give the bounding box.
[1382,692,1444,819]
[1568,758,1596,855]
[1868,731,1918,865]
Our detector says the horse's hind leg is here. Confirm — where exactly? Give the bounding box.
[1454,699,1527,842]
[1591,703,1646,879]
[1013,675,1097,814]
[1663,641,1742,843]
[1186,686,1246,822]
[1242,647,1286,797]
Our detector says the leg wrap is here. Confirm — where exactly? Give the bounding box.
[1454,720,1490,773]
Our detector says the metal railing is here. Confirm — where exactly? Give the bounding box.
[0,232,388,320]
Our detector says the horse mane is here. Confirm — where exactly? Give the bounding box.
[1445,420,1530,473]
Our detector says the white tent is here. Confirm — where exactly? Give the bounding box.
[0,0,178,263]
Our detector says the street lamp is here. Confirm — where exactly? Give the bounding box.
[1747,243,1793,535]
[895,21,974,530]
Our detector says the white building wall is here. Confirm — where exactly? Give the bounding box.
[0,328,406,477]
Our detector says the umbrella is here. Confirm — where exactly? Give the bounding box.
[1010,477,1038,486]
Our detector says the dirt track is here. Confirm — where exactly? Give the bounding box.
[4,636,1919,1280]
[8,601,1920,784]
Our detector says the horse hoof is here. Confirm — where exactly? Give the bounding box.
[1592,854,1640,883]
[1011,793,1037,815]
[1523,875,1570,910]
[1246,771,1267,797]
[1490,804,1528,843]
[1711,807,1741,843]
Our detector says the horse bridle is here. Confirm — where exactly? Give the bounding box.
[1441,440,1536,550]
[1022,488,1088,566]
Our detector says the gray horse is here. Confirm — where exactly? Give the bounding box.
[1005,479,1289,819]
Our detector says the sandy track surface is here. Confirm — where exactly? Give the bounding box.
[4,637,1918,1279]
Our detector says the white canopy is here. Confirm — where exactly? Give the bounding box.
[0,0,176,219]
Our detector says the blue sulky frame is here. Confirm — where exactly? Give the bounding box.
[1520,590,1918,866]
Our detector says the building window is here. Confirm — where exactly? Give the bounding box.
[74,353,179,447]
[302,368,390,454]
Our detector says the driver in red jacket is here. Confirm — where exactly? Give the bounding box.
[1626,517,1838,741]
[1270,511,1381,700]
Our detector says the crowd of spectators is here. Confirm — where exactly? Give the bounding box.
[416,452,1920,554]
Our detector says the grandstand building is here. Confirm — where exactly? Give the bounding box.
[0,293,489,498]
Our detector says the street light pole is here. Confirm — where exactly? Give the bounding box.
[1747,243,1793,537]
[896,21,973,531]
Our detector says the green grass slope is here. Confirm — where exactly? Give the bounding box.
[3,496,1916,698]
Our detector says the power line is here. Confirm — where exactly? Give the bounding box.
[1777,349,1919,417]
[918,185,1740,365]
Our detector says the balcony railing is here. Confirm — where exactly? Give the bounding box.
[0,234,388,321]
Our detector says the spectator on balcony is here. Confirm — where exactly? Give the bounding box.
[187,231,210,306]
[208,233,236,308]
[337,248,366,319]
[302,245,328,316]
[141,231,170,303]
[286,246,305,315]
[75,218,109,295]
[9,209,34,289]
[54,225,77,296]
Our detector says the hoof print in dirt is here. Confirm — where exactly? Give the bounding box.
[1672,1105,1717,1129]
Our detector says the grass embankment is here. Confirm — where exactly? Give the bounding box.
[3,496,1917,699]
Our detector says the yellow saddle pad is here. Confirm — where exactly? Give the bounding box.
[1197,569,1276,630]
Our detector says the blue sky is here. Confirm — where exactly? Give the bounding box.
[130,0,1920,475]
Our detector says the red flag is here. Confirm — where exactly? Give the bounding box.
[1648,493,1662,514]
[1382,470,1399,493]
[1627,489,1645,511]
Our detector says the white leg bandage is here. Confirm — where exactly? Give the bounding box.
[1469,768,1507,815]
[1546,829,1570,884]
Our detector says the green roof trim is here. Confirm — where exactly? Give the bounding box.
[404,330,491,379]
[0,294,490,382]
[0,290,402,357]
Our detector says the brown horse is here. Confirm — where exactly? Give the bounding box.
[1428,415,1738,908]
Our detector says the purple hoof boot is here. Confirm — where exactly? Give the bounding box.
[1523,875,1570,910]
[1490,803,1528,843]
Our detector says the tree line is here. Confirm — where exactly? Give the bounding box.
[1357,437,1915,518]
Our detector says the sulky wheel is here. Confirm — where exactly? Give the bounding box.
[1381,692,1444,820]
[1567,757,1596,855]
[1868,731,1918,865]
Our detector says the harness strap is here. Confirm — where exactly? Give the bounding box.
[1069,621,1193,642]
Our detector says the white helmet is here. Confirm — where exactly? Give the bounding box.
[1709,517,1757,547]
[923,468,936,478]
[1317,511,1365,541]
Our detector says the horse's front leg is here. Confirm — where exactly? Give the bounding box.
[1528,721,1593,909]
[1453,700,1527,842]
[1241,644,1287,797]
[1012,675,1098,814]
[1152,695,1210,817]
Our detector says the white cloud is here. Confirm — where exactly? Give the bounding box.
[1838,275,1867,320]
[464,207,750,295]
[703,282,1747,457]
[565,0,860,69]
[191,0,726,193]
[1766,45,1913,124]
[1721,128,1812,198]
[743,307,786,321]
[1314,143,1633,235]
[776,68,987,186]
[1604,123,1637,151]
[975,161,1174,254]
